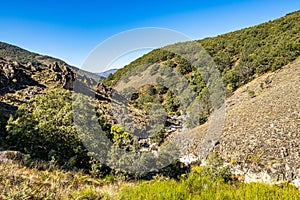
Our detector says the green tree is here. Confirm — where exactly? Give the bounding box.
[6,89,89,168]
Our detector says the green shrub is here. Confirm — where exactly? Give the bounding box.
[200,153,232,183]
[109,124,133,149]
[248,90,256,98]
[6,89,90,168]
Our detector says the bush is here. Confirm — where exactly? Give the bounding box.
[199,153,232,183]
[248,90,256,98]
[6,89,90,168]
[109,124,133,149]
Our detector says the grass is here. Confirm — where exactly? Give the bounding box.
[0,161,299,199]
[0,162,109,199]
[117,168,300,200]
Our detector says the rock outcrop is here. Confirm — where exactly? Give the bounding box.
[50,62,76,90]
[0,58,100,120]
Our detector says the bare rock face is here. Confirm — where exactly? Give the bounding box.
[3,65,15,79]
[0,72,9,88]
[0,59,42,94]
[61,65,75,90]
[0,58,100,110]
[49,62,76,90]
[97,82,111,97]
[50,62,62,72]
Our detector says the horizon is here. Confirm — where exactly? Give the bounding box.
[0,1,300,70]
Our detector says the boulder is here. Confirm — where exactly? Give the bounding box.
[50,62,62,72]
[0,151,23,163]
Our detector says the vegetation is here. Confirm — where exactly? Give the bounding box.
[103,49,176,87]
[117,154,300,199]
[101,11,300,129]
[104,11,300,92]
[4,89,187,180]
[1,11,300,199]
[118,169,300,200]
[0,162,108,199]
[0,42,72,67]
[0,115,8,150]
[130,84,180,115]
[1,154,298,200]
[248,89,256,98]
[6,89,91,169]
[199,11,300,91]
[109,124,134,149]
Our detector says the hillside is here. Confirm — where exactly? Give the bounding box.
[0,10,299,198]
[2,58,298,196]
[104,11,300,91]
[181,59,300,186]
[216,59,300,185]
[0,58,75,108]
[97,69,118,78]
[0,42,76,69]
[99,10,300,186]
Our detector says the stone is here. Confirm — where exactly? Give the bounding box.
[0,151,23,163]
[50,62,62,72]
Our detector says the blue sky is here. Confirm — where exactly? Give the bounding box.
[0,0,300,69]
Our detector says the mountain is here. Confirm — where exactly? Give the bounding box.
[96,68,118,78]
[0,42,78,70]
[100,10,300,186]
[104,11,300,91]
[0,10,299,193]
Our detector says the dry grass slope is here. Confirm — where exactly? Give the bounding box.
[0,162,111,199]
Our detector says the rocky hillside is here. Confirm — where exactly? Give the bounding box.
[0,42,75,69]
[182,59,300,187]
[100,10,300,187]
[217,59,300,186]
[0,57,101,120]
[0,10,299,189]
[104,11,300,91]
[0,59,74,108]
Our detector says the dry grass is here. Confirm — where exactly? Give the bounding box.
[0,162,113,199]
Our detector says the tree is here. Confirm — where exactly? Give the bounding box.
[6,89,90,168]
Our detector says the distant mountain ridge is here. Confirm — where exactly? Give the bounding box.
[96,69,118,78]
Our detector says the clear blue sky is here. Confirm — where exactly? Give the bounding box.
[0,0,299,68]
